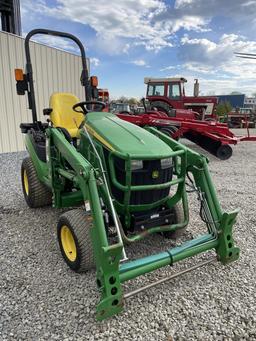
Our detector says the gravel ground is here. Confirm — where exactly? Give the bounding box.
[0,129,256,341]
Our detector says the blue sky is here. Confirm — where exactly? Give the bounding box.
[21,0,256,98]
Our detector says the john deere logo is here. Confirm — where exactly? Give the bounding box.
[152,170,159,179]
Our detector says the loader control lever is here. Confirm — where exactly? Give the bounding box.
[73,101,106,114]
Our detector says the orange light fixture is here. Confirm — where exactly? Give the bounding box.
[15,69,24,81]
[90,76,98,87]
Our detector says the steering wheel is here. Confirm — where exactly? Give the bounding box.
[73,101,106,115]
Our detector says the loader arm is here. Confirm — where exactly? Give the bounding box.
[146,127,240,264]
[50,127,239,320]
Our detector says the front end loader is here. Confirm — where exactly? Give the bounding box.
[16,29,240,320]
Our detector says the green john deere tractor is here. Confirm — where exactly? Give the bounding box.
[16,29,240,320]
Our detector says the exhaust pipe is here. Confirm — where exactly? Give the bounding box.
[194,79,199,97]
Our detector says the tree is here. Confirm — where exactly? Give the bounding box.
[118,96,129,103]
[127,97,138,105]
[216,101,232,116]
[114,96,140,105]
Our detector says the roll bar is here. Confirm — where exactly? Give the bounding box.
[24,29,91,123]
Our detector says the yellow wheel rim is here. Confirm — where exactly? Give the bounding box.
[60,225,77,262]
[23,170,29,195]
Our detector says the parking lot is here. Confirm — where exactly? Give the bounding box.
[1,131,256,341]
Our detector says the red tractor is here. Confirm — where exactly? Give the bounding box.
[145,77,218,120]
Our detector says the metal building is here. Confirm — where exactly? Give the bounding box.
[0,30,87,153]
[0,0,21,35]
[217,94,245,109]
[244,97,256,111]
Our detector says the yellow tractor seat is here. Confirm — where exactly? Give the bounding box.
[49,93,84,138]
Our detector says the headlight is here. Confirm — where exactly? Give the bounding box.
[131,160,143,170]
[161,157,172,169]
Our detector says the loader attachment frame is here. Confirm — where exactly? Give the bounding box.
[24,126,240,321]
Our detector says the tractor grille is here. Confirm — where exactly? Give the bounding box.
[104,150,173,206]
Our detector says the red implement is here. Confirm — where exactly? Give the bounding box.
[117,111,256,160]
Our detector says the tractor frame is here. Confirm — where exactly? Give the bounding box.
[16,29,240,320]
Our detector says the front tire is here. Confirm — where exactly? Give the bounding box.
[163,202,187,239]
[21,157,52,208]
[57,209,94,272]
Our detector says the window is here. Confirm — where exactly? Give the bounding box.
[147,84,165,96]
[168,84,181,99]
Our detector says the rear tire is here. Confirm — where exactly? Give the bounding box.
[57,209,94,272]
[160,126,180,140]
[163,202,187,239]
[21,157,52,208]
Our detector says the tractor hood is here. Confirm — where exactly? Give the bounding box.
[84,112,172,158]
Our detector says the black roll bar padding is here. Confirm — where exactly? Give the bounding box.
[24,28,91,123]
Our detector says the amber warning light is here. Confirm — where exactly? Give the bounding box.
[90,76,98,87]
[15,69,24,81]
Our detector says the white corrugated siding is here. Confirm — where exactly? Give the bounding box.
[0,31,87,153]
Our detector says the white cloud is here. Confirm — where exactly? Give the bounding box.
[170,34,256,95]
[131,59,147,66]
[163,73,255,96]
[21,0,212,53]
[21,0,256,55]
[182,63,217,75]
[179,33,256,68]
[122,43,131,54]
[242,0,256,6]
[22,0,170,52]
[134,39,173,52]
[181,35,217,51]
[169,15,210,33]
[174,0,194,8]
[157,0,256,39]
[195,77,256,96]
[160,65,177,71]
[90,57,100,67]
